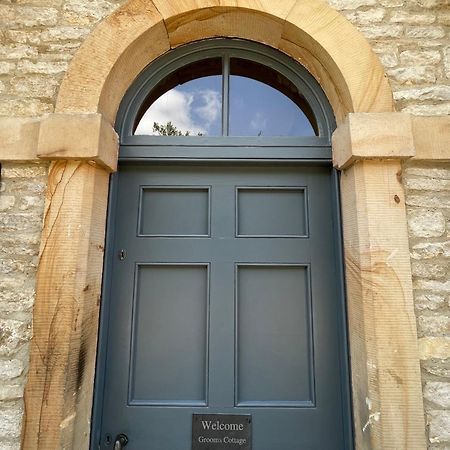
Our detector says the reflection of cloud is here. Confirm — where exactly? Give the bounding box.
[250,112,267,133]
[195,90,221,125]
[135,88,220,135]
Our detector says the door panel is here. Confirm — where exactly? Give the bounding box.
[130,264,209,405]
[236,265,313,406]
[99,163,349,450]
[236,188,308,237]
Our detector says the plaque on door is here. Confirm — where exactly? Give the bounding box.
[192,414,252,449]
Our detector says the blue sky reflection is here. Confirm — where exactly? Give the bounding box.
[135,76,222,136]
[230,76,315,137]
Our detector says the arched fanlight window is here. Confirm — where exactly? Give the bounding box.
[117,40,335,143]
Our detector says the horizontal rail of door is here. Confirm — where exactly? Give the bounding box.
[119,145,332,161]
[120,136,332,147]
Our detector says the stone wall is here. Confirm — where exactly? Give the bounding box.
[0,0,449,117]
[0,0,449,448]
[404,161,450,449]
[0,163,47,450]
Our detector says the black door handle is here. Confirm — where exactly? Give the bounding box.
[113,434,128,450]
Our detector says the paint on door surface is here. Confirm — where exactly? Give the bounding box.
[96,163,351,450]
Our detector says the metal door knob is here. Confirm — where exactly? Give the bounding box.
[113,434,128,450]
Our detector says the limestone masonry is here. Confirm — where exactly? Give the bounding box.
[0,0,449,448]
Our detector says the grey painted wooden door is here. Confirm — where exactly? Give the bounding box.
[99,163,350,449]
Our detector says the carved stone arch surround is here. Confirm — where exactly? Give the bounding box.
[18,0,438,449]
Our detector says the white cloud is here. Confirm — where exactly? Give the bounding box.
[135,88,221,136]
[195,89,221,125]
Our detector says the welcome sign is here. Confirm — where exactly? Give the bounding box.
[192,414,252,449]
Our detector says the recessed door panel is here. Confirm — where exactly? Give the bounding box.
[139,187,210,236]
[236,188,308,237]
[236,265,313,406]
[130,264,209,405]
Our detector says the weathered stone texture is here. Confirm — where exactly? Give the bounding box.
[405,162,450,448]
[0,0,448,448]
[0,0,448,117]
[0,163,47,450]
[332,1,450,116]
[0,0,121,118]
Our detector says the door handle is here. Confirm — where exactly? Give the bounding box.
[114,434,128,450]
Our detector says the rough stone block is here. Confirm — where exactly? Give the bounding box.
[402,104,450,116]
[428,410,450,444]
[0,62,16,76]
[407,192,450,208]
[0,385,24,401]
[444,47,450,79]
[343,8,385,25]
[0,440,21,450]
[0,405,23,439]
[405,176,450,191]
[0,360,24,380]
[438,11,450,26]
[0,44,38,60]
[387,66,437,84]
[359,24,403,38]
[0,320,31,357]
[391,11,436,24]
[415,293,447,311]
[425,383,450,409]
[328,0,377,9]
[0,99,53,117]
[16,60,68,75]
[40,26,90,42]
[422,360,450,378]
[405,25,446,39]
[5,30,42,46]
[418,315,450,336]
[399,49,441,66]
[405,167,450,180]
[412,261,447,279]
[0,197,15,213]
[379,0,404,6]
[408,209,446,238]
[419,337,450,359]
[62,0,117,25]
[14,6,58,27]
[416,279,450,293]
[10,76,60,98]
[0,163,48,179]
[410,0,448,7]
[376,51,399,68]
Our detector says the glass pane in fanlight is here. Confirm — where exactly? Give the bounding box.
[229,58,317,137]
[134,59,222,137]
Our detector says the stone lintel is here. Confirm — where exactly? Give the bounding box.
[332,113,415,170]
[0,117,41,161]
[412,116,450,162]
[37,113,119,172]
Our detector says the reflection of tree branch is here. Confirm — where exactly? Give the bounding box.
[153,121,203,136]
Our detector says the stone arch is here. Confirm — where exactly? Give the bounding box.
[24,2,428,449]
[55,0,394,125]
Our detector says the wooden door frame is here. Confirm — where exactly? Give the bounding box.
[2,0,449,448]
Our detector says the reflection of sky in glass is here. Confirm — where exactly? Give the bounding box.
[135,73,316,137]
[135,76,222,136]
[230,76,315,137]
